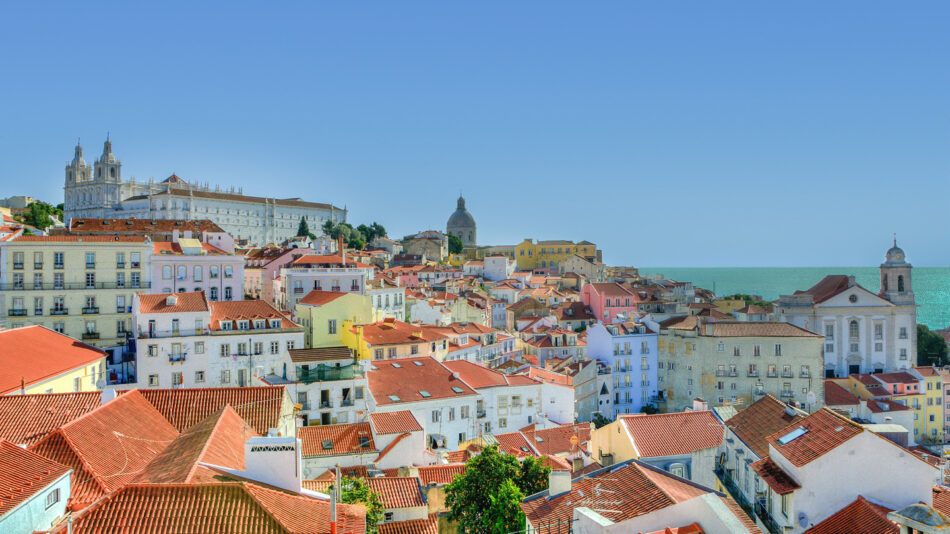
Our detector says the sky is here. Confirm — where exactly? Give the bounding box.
[1,2,948,267]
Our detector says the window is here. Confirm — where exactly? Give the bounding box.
[384,512,394,522]
[499,417,507,428]
[85,272,96,289]
[221,370,231,384]
[148,374,159,387]
[176,265,187,280]
[900,348,908,360]
[130,252,140,268]
[849,320,859,339]
[33,297,43,315]
[131,272,140,288]
[195,341,205,354]
[54,252,64,268]
[254,342,263,355]
[781,494,789,517]
[33,273,43,290]
[774,344,782,356]
[237,343,248,355]
[328,319,337,335]
[210,266,219,279]
[209,287,218,300]
[411,344,419,355]
[162,266,172,279]
[224,287,233,300]
[221,321,232,331]
[220,344,231,357]
[899,327,908,339]
[53,322,64,334]
[45,488,60,509]
[668,463,686,478]
[195,371,205,383]
[271,341,280,354]
[224,266,233,278]
[733,346,740,357]
[431,410,440,423]
[116,252,125,268]
[287,340,295,351]
[194,266,203,281]
[85,252,95,269]
[825,343,834,353]
[461,405,470,418]
[53,272,64,290]
[171,372,183,386]
[116,320,127,334]
[753,344,761,357]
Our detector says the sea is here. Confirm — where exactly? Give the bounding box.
[638,267,950,330]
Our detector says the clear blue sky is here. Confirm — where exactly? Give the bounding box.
[1,2,948,267]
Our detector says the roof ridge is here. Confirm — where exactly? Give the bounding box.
[240,481,308,532]
[185,405,237,483]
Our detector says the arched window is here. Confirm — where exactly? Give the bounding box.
[898,275,905,292]
[849,320,859,340]
[883,276,888,292]
[110,167,115,178]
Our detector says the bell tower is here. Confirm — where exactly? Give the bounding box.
[93,135,123,210]
[63,140,93,223]
[879,236,914,306]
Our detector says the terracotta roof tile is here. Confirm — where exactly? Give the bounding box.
[443,450,473,464]
[12,235,148,242]
[706,322,823,338]
[366,477,426,508]
[367,357,478,406]
[291,254,372,269]
[804,495,896,534]
[933,486,950,516]
[29,390,180,509]
[153,240,229,255]
[823,381,860,406]
[69,218,225,234]
[47,482,365,534]
[443,360,510,388]
[766,408,863,467]
[137,291,210,314]
[750,458,800,495]
[620,411,724,457]
[370,411,423,435]
[299,290,350,306]
[0,326,106,395]
[725,395,806,458]
[873,371,919,384]
[417,464,466,485]
[135,386,286,435]
[0,440,70,516]
[793,275,853,304]
[210,300,298,330]
[355,320,448,346]
[377,515,439,534]
[492,432,539,457]
[522,423,592,456]
[521,460,710,528]
[289,346,353,363]
[299,423,376,457]
[0,391,102,446]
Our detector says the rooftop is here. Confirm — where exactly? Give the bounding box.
[620,411,724,458]
[138,291,210,314]
[289,346,354,364]
[0,391,102,446]
[135,386,287,435]
[766,408,863,467]
[299,422,376,457]
[0,439,71,517]
[803,495,896,534]
[0,326,106,395]
[367,357,478,406]
[69,217,225,234]
[370,410,423,435]
[298,290,351,307]
[725,395,807,458]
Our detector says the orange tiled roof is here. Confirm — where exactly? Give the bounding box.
[29,390,179,509]
[765,408,863,467]
[356,320,448,346]
[377,515,439,534]
[417,464,466,485]
[541,455,572,472]
[367,357,478,406]
[620,411,724,458]
[521,460,710,528]
[12,235,148,242]
[370,411,423,435]
[0,440,70,516]
[291,254,372,268]
[824,381,860,406]
[136,386,287,435]
[643,524,705,534]
[69,218,225,234]
[933,486,950,516]
[367,477,426,508]
[750,457,800,495]
[138,291,210,314]
[0,326,106,395]
[0,391,102,446]
[523,423,592,456]
[443,360,511,388]
[299,423,376,457]
[803,495,896,534]
[153,241,229,255]
[46,482,366,534]
[299,290,350,306]
[493,432,539,457]
[210,300,297,330]
[134,406,256,484]
[443,450,473,464]
[793,275,853,304]
[725,395,806,458]
[705,322,823,338]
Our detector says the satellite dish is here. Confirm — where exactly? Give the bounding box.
[95,379,106,389]
[806,391,817,405]
[798,512,809,528]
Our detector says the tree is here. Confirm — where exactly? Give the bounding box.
[448,234,464,254]
[515,456,550,495]
[640,404,660,415]
[17,201,61,230]
[591,412,611,429]
[485,480,526,534]
[339,476,385,533]
[446,445,524,534]
[297,217,315,239]
[918,324,949,367]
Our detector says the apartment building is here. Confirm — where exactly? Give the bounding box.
[150,239,244,300]
[279,254,375,310]
[587,321,659,415]
[280,346,368,426]
[0,235,153,356]
[342,318,449,361]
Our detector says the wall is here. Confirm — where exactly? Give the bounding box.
[0,472,70,534]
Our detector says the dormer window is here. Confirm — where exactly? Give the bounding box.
[221,322,232,331]
[254,319,265,329]
[238,321,249,330]
[269,319,281,328]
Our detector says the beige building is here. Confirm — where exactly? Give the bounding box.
[0,235,153,357]
[657,317,824,413]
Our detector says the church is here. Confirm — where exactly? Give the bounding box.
[776,240,917,377]
[446,195,476,248]
[63,138,347,245]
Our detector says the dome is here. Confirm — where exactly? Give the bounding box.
[885,237,906,264]
[447,196,476,229]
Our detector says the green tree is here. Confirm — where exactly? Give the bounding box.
[448,234,464,254]
[370,222,386,239]
[446,445,523,534]
[591,412,611,429]
[917,324,949,367]
[515,456,551,495]
[485,480,526,534]
[18,201,61,230]
[297,216,315,239]
[640,403,660,415]
[339,476,385,533]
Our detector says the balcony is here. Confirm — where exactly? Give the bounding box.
[782,372,794,378]
[728,371,738,377]
[81,332,100,340]
[12,262,23,270]
[0,281,151,291]
[754,499,784,534]
[116,262,125,269]
[34,262,43,269]
[169,354,186,363]
[780,390,794,398]
[299,401,312,410]
[50,308,68,315]
[54,263,64,269]
[341,399,353,407]
[767,372,777,378]
[748,371,759,377]
[801,372,810,378]
[293,287,304,294]
[319,400,333,409]
[7,308,27,316]
[715,467,753,517]
[82,306,100,315]
[296,364,363,384]
[477,409,487,418]
[716,371,726,377]
[139,328,210,339]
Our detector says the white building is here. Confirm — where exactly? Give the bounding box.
[0,442,71,534]
[586,321,660,416]
[278,346,368,426]
[279,253,376,311]
[63,139,347,245]
[366,277,406,321]
[776,241,917,377]
[483,255,515,282]
[132,292,303,389]
[150,238,244,300]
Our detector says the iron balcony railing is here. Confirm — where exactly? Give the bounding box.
[50,308,68,315]
[296,364,363,384]
[81,332,100,340]
[7,309,27,316]
[299,401,312,410]
[754,498,784,534]
[714,467,753,517]
[169,354,186,363]
[139,328,211,339]
[0,281,150,291]
[82,306,100,315]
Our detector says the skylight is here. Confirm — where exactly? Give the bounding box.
[321,440,333,450]
[358,437,371,448]
[392,363,402,368]
[777,426,808,445]
[413,360,424,366]
[420,390,431,398]
[451,387,464,394]
[534,436,544,442]
[388,395,401,402]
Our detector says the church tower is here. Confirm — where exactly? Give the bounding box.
[446,195,477,248]
[64,141,92,186]
[63,141,93,223]
[879,237,914,306]
[93,136,123,210]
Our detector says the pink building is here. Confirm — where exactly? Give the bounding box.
[580,282,641,323]
[872,371,921,395]
[151,239,245,301]
[243,247,307,305]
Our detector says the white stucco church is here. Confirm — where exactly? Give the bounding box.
[776,240,917,377]
[63,138,347,245]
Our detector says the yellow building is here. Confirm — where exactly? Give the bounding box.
[914,366,944,444]
[295,290,375,348]
[341,318,448,361]
[0,235,153,352]
[843,371,938,444]
[714,299,746,315]
[514,239,599,271]
[1,325,106,394]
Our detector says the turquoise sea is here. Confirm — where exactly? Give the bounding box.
[639,267,950,330]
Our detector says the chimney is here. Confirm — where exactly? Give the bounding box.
[166,295,178,306]
[548,470,571,496]
[692,398,709,411]
[242,436,303,493]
